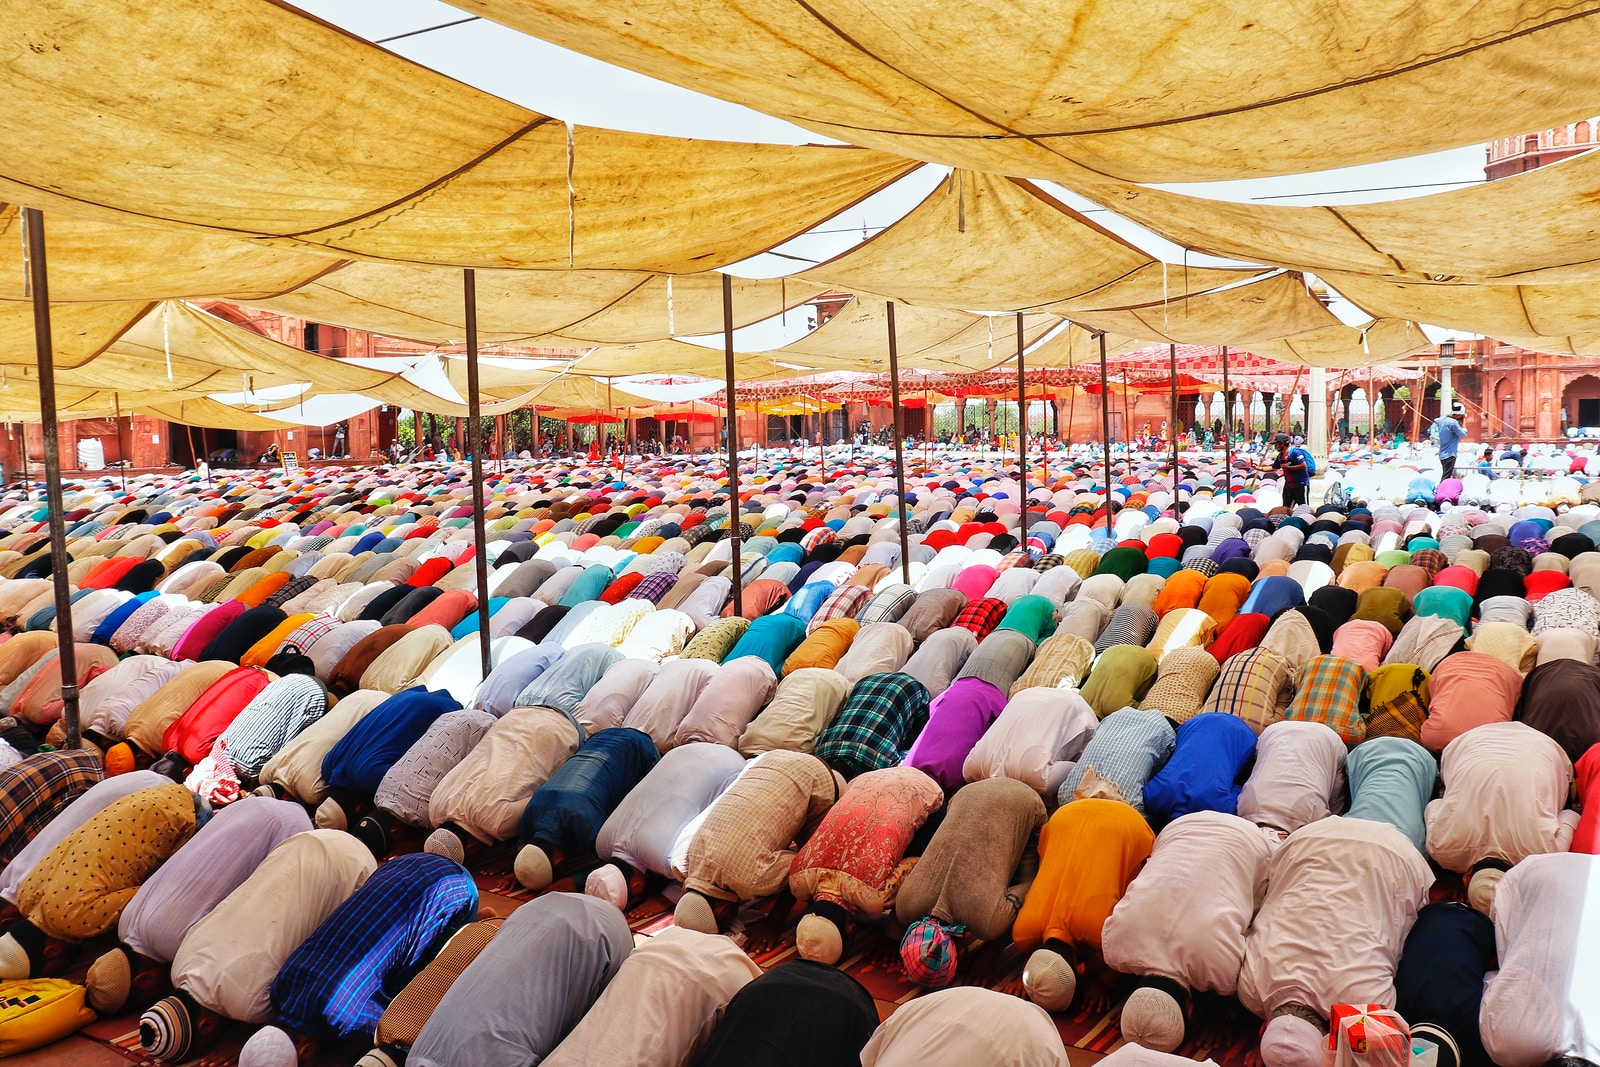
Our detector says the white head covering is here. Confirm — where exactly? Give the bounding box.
[1260,1014,1323,1067]
[238,1026,298,1067]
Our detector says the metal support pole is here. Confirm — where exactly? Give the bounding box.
[887,302,912,586]
[22,209,79,749]
[114,394,128,494]
[721,274,743,617]
[1168,343,1181,503]
[1016,312,1028,547]
[1097,331,1114,538]
[1222,346,1233,503]
[463,270,492,680]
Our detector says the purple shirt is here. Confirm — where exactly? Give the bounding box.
[903,677,1008,792]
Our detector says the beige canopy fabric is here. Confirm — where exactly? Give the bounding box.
[1067,147,1600,285]
[0,389,306,429]
[1042,261,1267,316]
[1249,317,1432,368]
[1324,272,1600,341]
[3,0,917,272]
[250,263,823,346]
[800,172,1151,311]
[570,340,836,381]
[779,296,1061,373]
[445,0,1600,183]
[0,301,154,371]
[1065,272,1340,346]
[1023,325,1145,367]
[0,207,342,304]
[0,301,549,418]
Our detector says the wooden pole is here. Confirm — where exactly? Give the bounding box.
[22,209,79,749]
[1222,346,1233,503]
[463,270,492,679]
[1168,343,1181,502]
[721,275,743,618]
[887,302,912,586]
[1097,331,1114,538]
[1016,312,1028,547]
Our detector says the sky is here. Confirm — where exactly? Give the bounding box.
[292,0,1493,348]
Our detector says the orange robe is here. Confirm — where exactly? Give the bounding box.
[1012,798,1153,952]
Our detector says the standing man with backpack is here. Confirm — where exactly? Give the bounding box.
[1435,403,1466,480]
[1261,432,1312,509]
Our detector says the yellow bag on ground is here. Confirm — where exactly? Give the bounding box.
[0,978,95,1055]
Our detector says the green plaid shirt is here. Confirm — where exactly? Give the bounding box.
[813,672,930,778]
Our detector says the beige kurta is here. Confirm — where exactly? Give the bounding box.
[1236,816,1431,1020]
[1103,811,1274,997]
[681,750,837,902]
[1424,720,1579,873]
[543,926,760,1067]
[258,690,391,804]
[171,829,375,1023]
[428,705,581,843]
[859,986,1068,1067]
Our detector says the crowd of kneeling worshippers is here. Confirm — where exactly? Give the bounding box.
[0,452,1592,1067]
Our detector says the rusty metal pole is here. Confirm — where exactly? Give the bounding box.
[1223,346,1234,503]
[887,302,912,586]
[1169,342,1181,504]
[22,209,80,749]
[463,270,492,679]
[1098,331,1114,538]
[722,274,743,618]
[1016,312,1029,548]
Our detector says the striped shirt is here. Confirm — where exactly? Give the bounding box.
[1093,603,1159,654]
[813,672,932,779]
[219,674,331,777]
[858,585,917,625]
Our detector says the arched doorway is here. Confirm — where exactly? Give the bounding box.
[1491,377,1516,437]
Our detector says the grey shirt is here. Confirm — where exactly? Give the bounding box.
[409,893,633,1067]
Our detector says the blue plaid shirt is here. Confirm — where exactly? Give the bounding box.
[272,852,478,1038]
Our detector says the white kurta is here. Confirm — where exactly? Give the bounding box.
[859,987,1068,1067]
[1103,811,1275,997]
[962,686,1097,797]
[595,742,748,879]
[1481,851,1600,1067]
[1424,721,1579,872]
[170,829,374,1023]
[1236,816,1431,1020]
[1237,720,1347,834]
